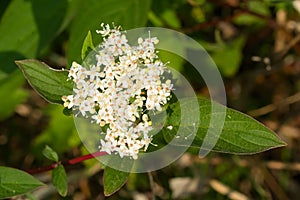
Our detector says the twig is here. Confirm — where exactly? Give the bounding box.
[247,91,300,117]
[241,8,277,28]
[26,151,107,174]
[184,0,277,33]
[259,166,290,200]
[148,172,156,200]
[184,11,244,33]
[67,151,107,164]
[272,34,300,62]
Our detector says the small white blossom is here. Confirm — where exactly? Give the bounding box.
[62,24,173,159]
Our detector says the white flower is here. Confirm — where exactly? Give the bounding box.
[96,23,111,36]
[100,139,112,154]
[62,24,173,159]
[62,95,74,109]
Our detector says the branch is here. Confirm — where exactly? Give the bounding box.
[26,151,107,174]
[184,1,277,33]
[247,91,300,117]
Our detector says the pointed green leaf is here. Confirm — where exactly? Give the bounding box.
[81,31,95,61]
[103,166,129,196]
[15,59,73,104]
[163,97,286,154]
[52,165,67,197]
[0,166,44,199]
[42,145,59,162]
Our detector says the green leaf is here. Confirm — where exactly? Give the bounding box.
[148,11,164,27]
[42,145,59,162]
[67,0,152,64]
[103,166,129,196]
[234,0,270,25]
[63,107,73,116]
[0,166,44,199]
[81,31,95,61]
[0,71,28,120]
[15,59,73,104]
[160,9,181,29]
[0,0,68,76]
[158,50,185,72]
[163,97,286,154]
[210,37,245,77]
[52,164,67,197]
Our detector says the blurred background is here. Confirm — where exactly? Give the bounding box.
[1,0,300,199]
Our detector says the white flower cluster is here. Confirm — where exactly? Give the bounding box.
[62,24,173,159]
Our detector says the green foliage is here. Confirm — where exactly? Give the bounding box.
[0,0,292,198]
[211,37,245,77]
[42,145,68,197]
[158,50,185,72]
[199,36,245,77]
[67,0,152,64]
[163,97,286,154]
[0,71,28,120]
[0,166,44,199]
[33,104,79,154]
[16,59,73,104]
[18,57,285,196]
[0,0,68,77]
[126,173,150,191]
[234,0,270,25]
[15,22,285,196]
[150,0,183,28]
[42,145,59,162]
[81,31,95,61]
[160,9,181,29]
[52,165,68,197]
[16,50,285,155]
[103,166,129,196]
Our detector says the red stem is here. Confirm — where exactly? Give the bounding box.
[26,151,107,174]
[67,151,107,165]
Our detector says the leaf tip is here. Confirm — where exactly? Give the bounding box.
[277,139,288,147]
[14,60,23,68]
